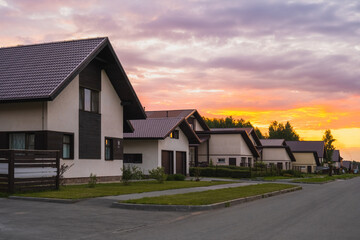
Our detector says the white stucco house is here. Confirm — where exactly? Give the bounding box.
[196,128,261,167]
[0,37,146,183]
[123,114,200,175]
[257,139,295,170]
[286,141,325,173]
[332,150,342,169]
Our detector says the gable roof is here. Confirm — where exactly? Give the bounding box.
[342,160,352,169]
[260,139,285,146]
[332,150,341,162]
[258,139,296,162]
[0,37,146,121]
[124,117,200,144]
[197,128,260,157]
[146,109,210,131]
[209,127,262,146]
[286,141,325,158]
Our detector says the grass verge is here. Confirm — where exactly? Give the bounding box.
[122,183,296,205]
[262,176,295,181]
[292,174,358,183]
[12,181,233,199]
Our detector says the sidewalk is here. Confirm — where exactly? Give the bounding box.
[101,181,258,201]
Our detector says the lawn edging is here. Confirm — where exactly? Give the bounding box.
[111,186,302,212]
[8,196,81,204]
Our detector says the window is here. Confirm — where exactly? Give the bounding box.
[248,157,252,167]
[124,154,143,164]
[170,130,179,139]
[62,135,72,159]
[9,133,35,150]
[79,87,99,113]
[217,158,225,163]
[105,138,113,160]
[240,157,246,167]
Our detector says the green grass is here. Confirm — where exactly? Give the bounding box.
[122,183,297,205]
[262,176,295,181]
[12,181,233,199]
[292,174,359,183]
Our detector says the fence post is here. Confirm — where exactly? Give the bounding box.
[55,151,60,190]
[8,150,15,194]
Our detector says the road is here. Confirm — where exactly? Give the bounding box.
[0,178,359,240]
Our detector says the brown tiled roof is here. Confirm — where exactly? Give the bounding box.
[332,150,341,162]
[146,109,210,131]
[286,141,325,158]
[260,139,285,146]
[0,37,146,120]
[124,117,200,144]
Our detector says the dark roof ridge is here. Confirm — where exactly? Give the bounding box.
[0,37,107,50]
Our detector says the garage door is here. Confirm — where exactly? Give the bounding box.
[176,151,186,175]
[161,150,174,175]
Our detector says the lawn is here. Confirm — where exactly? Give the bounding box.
[122,183,297,205]
[292,174,359,183]
[262,176,296,181]
[12,180,233,199]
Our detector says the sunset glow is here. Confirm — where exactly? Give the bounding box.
[1,0,359,160]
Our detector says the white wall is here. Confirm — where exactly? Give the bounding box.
[47,72,124,178]
[261,148,292,170]
[0,102,46,131]
[194,119,204,131]
[158,127,190,174]
[123,140,159,174]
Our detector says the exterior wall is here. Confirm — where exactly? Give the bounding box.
[261,148,292,170]
[194,119,204,131]
[0,102,46,131]
[204,134,254,166]
[123,140,159,174]
[46,72,124,178]
[292,152,317,173]
[158,127,190,174]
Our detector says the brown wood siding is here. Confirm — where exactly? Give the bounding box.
[0,132,8,149]
[79,111,101,159]
[176,151,186,175]
[112,138,123,160]
[79,60,102,91]
[161,150,174,175]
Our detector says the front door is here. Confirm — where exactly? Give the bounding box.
[307,166,312,173]
[161,150,174,175]
[176,151,186,175]
[229,158,236,166]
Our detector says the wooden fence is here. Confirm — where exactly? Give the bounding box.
[0,150,60,193]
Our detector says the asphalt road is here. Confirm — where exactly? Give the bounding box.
[1,178,359,240]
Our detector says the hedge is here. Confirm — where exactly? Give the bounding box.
[190,167,251,178]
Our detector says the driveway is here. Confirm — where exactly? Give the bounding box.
[0,178,359,240]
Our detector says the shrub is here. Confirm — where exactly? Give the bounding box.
[59,163,74,186]
[167,174,186,181]
[189,167,251,178]
[121,165,143,185]
[149,167,167,183]
[88,173,97,188]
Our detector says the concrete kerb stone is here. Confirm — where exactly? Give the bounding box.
[111,186,302,212]
[8,196,81,204]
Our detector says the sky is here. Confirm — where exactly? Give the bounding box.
[1,0,360,161]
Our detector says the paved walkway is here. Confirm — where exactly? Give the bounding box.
[101,181,258,201]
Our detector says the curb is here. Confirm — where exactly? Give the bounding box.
[111,186,302,212]
[291,180,335,184]
[8,196,81,204]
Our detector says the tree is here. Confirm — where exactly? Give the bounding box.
[322,129,336,176]
[268,121,300,141]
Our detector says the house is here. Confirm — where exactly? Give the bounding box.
[332,150,342,169]
[0,37,146,183]
[342,160,352,171]
[123,116,200,175]
[286,141,326,173]
[145,109,210,167]
[257,139,295,170]
[196,128,261,167]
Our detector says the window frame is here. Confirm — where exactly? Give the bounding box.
[79,87,100,113]
[9,132,35,150]
[105,138,113,161]
[62,134,73,160]
[170,130,179,139]
[217,158,225,163]
[124,154,143,164]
